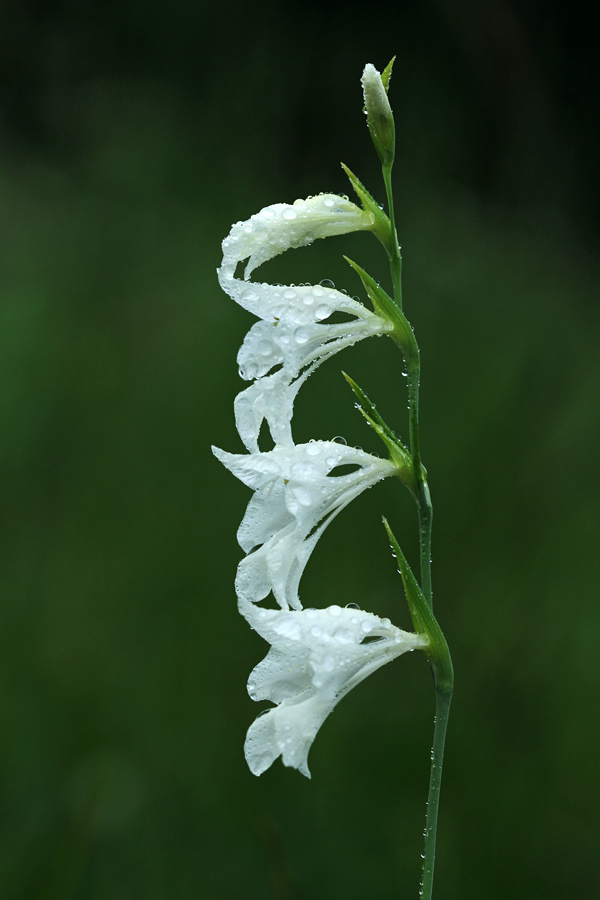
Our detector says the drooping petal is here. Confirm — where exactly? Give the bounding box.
[240,601,427,777]
[233,368,302,453]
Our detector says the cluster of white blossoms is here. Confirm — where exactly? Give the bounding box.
[214,191,427,776]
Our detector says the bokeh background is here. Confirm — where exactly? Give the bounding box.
[1,1,599,898]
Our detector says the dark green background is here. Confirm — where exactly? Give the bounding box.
[1,1,598,898]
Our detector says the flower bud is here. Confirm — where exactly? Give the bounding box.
[361,63,395,166]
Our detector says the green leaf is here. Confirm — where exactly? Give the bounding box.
[383,518,454,693]
[343,256,419,367]
[341,163,392,253]
[381,57,395,93]
[342,372,414,490]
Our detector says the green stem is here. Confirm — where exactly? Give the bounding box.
[420,687,452,900]
[407,362,433,607]
[382,159,432,606]
[382,163,402,311]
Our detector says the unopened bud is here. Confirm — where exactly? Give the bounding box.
[361,63,395,166]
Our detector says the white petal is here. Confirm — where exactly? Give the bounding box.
[233,368,303,453]
[219,277,369,325]
[235,525,312,610]
[220,194,374,280]
[237,486,290,553]
[244,696,325,778]
[248,645,313,703]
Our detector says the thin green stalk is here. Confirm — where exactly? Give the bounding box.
[382,163,402,311]
[420,687,452,900]
[374,61,448,900]
[382,159,432,606]
[407,362,433,608]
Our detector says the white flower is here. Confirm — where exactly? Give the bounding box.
[219,194,374,281]
[241,599,428,777]
[235,284,386,384]
[212,440,398,611]
[217,194,391,452]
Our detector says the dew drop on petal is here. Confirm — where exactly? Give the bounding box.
[274,617,302,640]
[292,487,312,507]
[294,327,310,344]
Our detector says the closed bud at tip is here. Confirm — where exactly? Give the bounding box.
[361,62,395,167]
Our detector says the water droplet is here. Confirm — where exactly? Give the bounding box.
[294,327,310,344]
[282,208,297,220]
[274,617,302,640]
[315,304,330,321]
[292,487,312,507]
[345,603,360,609]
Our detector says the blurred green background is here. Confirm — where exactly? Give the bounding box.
[1,1,599,898]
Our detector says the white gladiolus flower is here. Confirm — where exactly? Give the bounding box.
[212,440,398,611]
[217,194,392,451]
[240,599,428,777]
[219,194,374,281]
